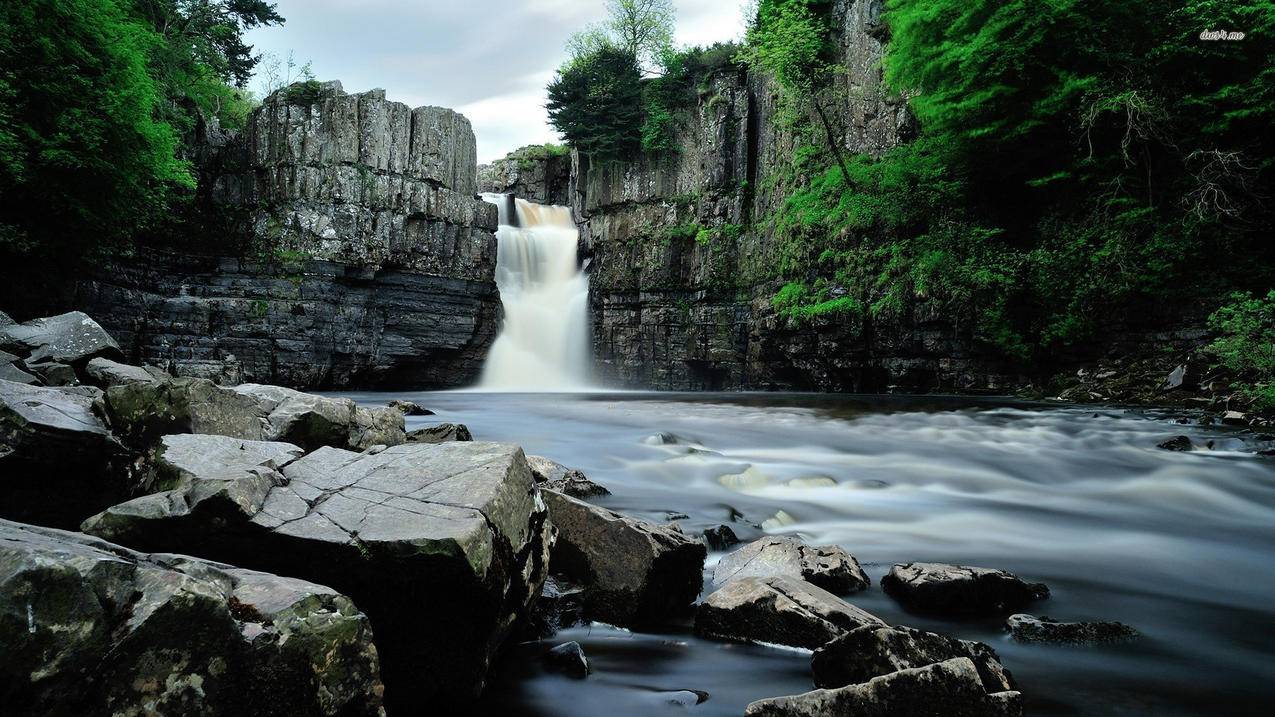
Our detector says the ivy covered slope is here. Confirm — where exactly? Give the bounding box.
[535,0,1273,403]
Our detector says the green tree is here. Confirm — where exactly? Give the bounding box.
[570,0,676,74]
[546,46,645,159]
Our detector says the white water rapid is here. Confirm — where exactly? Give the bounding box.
[478,194,592,390]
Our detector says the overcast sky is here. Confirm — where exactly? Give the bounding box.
[244,0,750,163]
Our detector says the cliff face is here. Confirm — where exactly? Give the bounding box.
[74,82,500,389]
[478,147,572,206]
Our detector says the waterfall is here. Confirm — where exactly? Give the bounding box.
[478,194,592,390]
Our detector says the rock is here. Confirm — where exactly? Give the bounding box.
[1162,363,1197,391]
[1157,435,1193,451]
[882,563,1049,616]
[527,454,611,498]
[0,380,127,527]
[713,536,869,594]
[542,489,705,626]
[28,361,77,386]
[544,641,590,678]
[0,361,36,385]
[406,422,473,443]
[387,398,434,415]
[84,357,167,387]
[745,658,1023,717]
[232,383,405,450]
[663,689,711,707]
[81,441,551,711]
[695,576,886,649]
[702,524,740,550]
[0,311,123,368]
[0,310,12,326]
[1006,613,1139,645]
[812,624,1014,692]
[142,433,305,494]
[0,519,382,716]
[1221,410,1249,426]
[524,575,587,639]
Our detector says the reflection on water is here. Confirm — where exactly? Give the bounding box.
[338,391,1275,716]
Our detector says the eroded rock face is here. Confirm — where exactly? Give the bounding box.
[695,575,886,649]
[713,536,869,594]
[812,624,1014,692]
[0,519,382,717]
[745,657,1023,717]
[542,490,705,626]
[1006,613,1139,645]
[882,563,1049,616]
[478,146,572,205]
[81,441,551,712]
[527,455,611,498]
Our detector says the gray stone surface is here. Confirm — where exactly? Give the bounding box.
[1006,613,1139,645]
[84,357,167,387]
[233,383,404,450]
[527,454,610,498]
[542,489,705,626]
[145,433,305,493]
[406,422,473,443]
[0,311,122,368]
[478,145,572,205]
[745,657,1023,717]
[0,519,383,716]
[813,624,1014,692]
[713,536,869,594]
[81,441,552,711]
[882,563,1050,616]
[695,575,886,649]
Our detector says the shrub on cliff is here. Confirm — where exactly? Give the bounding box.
[1206,291,1275,411]
[547,46,645,159]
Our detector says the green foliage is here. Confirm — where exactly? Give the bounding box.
[741,0,835,95]
[1206,291,1275,410]
[281,78,323,106]
[772,281,863,322]
[547,46,645,159]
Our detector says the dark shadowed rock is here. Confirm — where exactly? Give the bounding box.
[703,524,740,550]
[882,563,1049,616]
[0,311,123,368]
[813,624,1014,692]
[0,519,382,716]
[84,357,167,388]
[1157,435,1193,451]
[406,422,473,443]
[1006,614,1139,645]
[0,350,37,385]
[0,310,12,327]
[745,657,1023,717]
[542,489,705,626]
[233,383,404,450]
[713,536,869,594]
[527,455,611,498]
[81,441,551,712]
[524,575,587,639]
[387,399,434,415]
[28,361,77,386]
[544,641,590,678]
[695,576,886,649]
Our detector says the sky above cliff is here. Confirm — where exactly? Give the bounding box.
[244,0,749,164]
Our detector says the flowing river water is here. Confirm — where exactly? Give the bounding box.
[336,390,1275,716]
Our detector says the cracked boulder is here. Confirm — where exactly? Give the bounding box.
[813,624,1014,692]
[882,563,1049,616]
[0,519,382,716]
[0,311,123,371]
[81,441,551,712]
[695,576,886,649]
[713,536,868,594]
[542,489,705,626]
[746,657,1023,717]
[527,455,610,498]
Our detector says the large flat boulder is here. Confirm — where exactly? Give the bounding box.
[82,441,551,712]
[84,357,167,388]
[695,575,886,649]
[0,311,123,369]
[882,563,1049,616]
[745,658,1023,717]
[542,489,705,626]
[233,383,404,450]
[812,624,1014,692]
[0,519,382,716]
[713,536,868,594]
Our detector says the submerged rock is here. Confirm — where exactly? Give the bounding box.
[406,422,473,443]
[1157,435,1193,451]
[1006,613,1139,645]
[81,441,551,711]
[0,519,383,716]
[812,624,1014,692]
[387,398,434,415]
[745,657,1023,717]
[702,524,740,550]
[527,455,611,498]
[544,641,591,678]
[882,563,1049,616]
[524,575,587,639]
[713,536,869,594]
[542,489,705,626]
[695,576,886,649]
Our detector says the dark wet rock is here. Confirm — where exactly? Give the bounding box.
[387,399,434,415]
[882,563,1049,616]
[695,575,886,649]
[544,641,590,678]
[542,489,706,626]
[527,454,611,498]
[1006,613,1139,645]
[663,689,711,707]
[0,380,128,527]
[1157,435,1193,451]
[702,524,740,550]
[406,422,473,443]
[745,657,1023,717]
[84,357,167,388]
[0,519,383,716]
[81,441,552,711]
[812,624,1014,692]
[0,311,123,368]
[713,536,869,594]
[524,575,587,639]
[0,350,37,385]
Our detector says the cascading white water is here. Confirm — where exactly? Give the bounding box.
[478,194,592,390]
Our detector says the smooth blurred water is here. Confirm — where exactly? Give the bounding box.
[340,390,1275,716]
